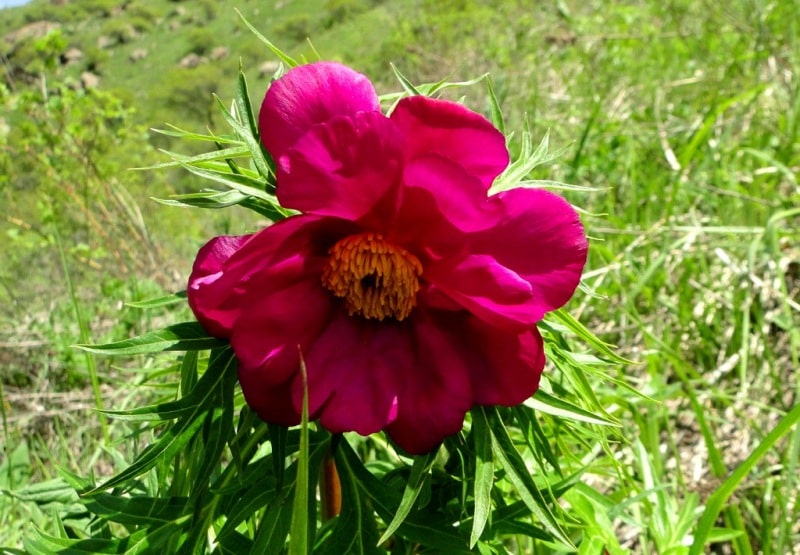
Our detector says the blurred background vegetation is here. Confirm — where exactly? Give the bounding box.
[1,0,798,552]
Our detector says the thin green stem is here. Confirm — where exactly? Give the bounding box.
[53,222,109,443]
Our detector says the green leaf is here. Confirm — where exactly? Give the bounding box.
[125,290,186,309]
[336,439,470,552]
[24,529,134,554]
[389,63,422,97]
[90,349,237,492]
[549,309,634,365]
[153,190,287,220]
[76,322,225,355]
[216,531,254,554]
[490,128,570,193]
[233,69,275,180]
[289,355,311,555]
[236,69,259,140]
[189,352,237,497]
[483,407,575,549]
[485,76,505,135]
[82,494,188,525]
[125,518,194,555]
[378,451,437,545]
[213,94,275,187]
[179,350,198,397]
[1,477,78,505]
[470,409,494,547]
[526,390,620,426]
[177,161,278,202]
[243,439,327,554]
[235,9,297,67]
[564,484,628,555]
[251,488,294,554]
[141,145,251,170]
[149,123,240,144]
[100,350,227,422]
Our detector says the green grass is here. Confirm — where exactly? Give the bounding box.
[1,0,799,552]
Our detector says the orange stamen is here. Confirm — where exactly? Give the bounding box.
[321,232,422,321]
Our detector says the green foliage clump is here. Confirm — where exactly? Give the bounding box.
[75,0,122,18]
[185,27,216,56]
[323,0,378,28]
[274,13,317,43]
[100,19,138,45]
[124,2,161,25]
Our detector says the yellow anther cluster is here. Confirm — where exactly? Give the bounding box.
[321,232,423,321]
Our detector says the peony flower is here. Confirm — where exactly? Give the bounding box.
[187,62,588,454]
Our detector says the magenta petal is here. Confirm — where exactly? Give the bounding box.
[188,215,356,339]
[388,155,500,259]
[239,377,301,428]
[425,254,538,330]
[277,112,404,227]
[187,234,252,338]
[259,62,380,161]
[473,188,588,319]
[462,316,545,406]
[385,312,473,454]
[390,96,509,189]
[297,315,409,436]
[232,276,337,387]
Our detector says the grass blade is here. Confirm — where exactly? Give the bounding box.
[689,401,800,555]
[289,352,310,555]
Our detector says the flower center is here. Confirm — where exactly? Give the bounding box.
[321,232,422,321]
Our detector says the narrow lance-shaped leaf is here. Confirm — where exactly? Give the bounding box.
[214,93,274,187]
[483,407,575,549]
[125,290,186,309]
[89,349,238,493]
[378,450,438,545]
[140,145,251,170]
[336,439,471,552]
[390,63,422,97]
[235,9,297,67]
[100,348,230,422]
[235,68,276,180]
[470,408,494,548]
[76,322,225,356]
[525,390,620,426]
[485,76,505,135]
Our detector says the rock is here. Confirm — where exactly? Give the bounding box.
[96,35,115,49]
[129,48,148,63]
[209,46,229,60]
[80,71,101,89]
[258,60,281,78]
[178,53,207,69]
[60,47,83,65]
